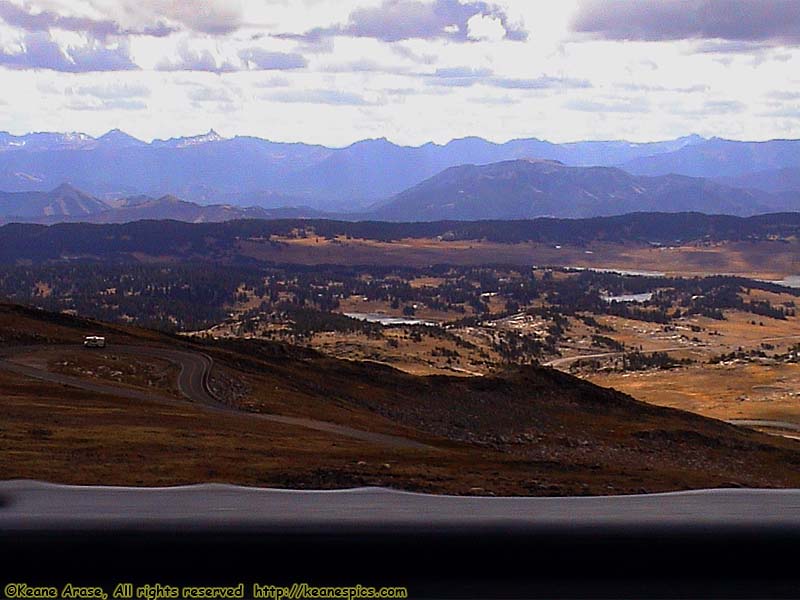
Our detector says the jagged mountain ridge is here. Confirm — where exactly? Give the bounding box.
[0,130,708,208]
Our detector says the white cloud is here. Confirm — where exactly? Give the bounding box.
[466,13,505,42]
[0,0,798,145]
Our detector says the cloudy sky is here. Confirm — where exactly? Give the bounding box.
[0,0,799,145]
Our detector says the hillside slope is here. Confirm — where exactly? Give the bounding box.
[718,166,800,194]
[622,137,800,179]
[372,159,784,221]
[0,187,327,225]
[0,184,109,220]
[1,302,800,494]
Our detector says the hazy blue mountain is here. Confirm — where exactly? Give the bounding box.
[96,129,147,149]
[85,194,326,223]
[274,134,709,207]
[0,184,328,224]
[0,129,712,209]
[557,134,706,166]
[371,159,787,221]
[717,166,800,194]
[0,134,332,202]
[277,138,443,207]
[6,129,800,212]
[622,137,800,178]
[0,183,109,220]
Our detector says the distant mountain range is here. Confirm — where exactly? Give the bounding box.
[621,137,800,180]
[0,183,326,225]
[716,166,800,194]
[0,129,715,209]
[372,159,796,221]
[2,158,797,225]
[0,183,108,220]
[2,128,800,220]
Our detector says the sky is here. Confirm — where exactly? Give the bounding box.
[0,0,799,146]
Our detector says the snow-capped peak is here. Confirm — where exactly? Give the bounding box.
[177,129,225,147]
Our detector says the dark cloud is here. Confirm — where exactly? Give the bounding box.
[0,32,138,72]
[68,41,140,72]
[760,107,800,118]
[428,69,591,90]
[263,89,374,106]
[668,100,746,117]
[768,90,800,100]
[67,98,147,111]
[434,66,492,78]
[253,75,291,88]
[279,0,527,43]
[473,95,518,105]
[0,0,243,38]
[701,100,746,113]
[319,59,413,74]
[565,98,650,113]
[157,44,306,74]
[0,0,174,38]
[572,0,800,46]
[427,66,491,86]
[391,44,437,64]
[238,48,307,70]
[694,40,772,54]
[71,83,151,99]
[139,0,243,36]
[489,76,592,89]
[186,87,234,103]
[617,82,709,94]
[156,44,237,74]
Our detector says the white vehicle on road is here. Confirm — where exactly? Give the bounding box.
[83,336,106,348]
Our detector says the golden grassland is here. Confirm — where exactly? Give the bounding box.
[307,306,800,439]
[591,362,800,425]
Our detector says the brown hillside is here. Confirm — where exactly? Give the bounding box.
[1,302,799,495]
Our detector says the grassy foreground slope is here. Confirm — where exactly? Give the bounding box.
[1,302,800,495]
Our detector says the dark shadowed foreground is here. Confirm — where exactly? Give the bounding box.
[2,481,800,598]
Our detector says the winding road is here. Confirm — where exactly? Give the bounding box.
[728,419,800,433]
[0,344,432,450]
[545,347,687,368]
[4,342,799,446]
[545,334,800,368]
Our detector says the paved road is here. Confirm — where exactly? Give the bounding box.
[545,335,800,369]
[1,480,800,532]
[729,419,800,433]
[0,345,216,407]
[0,345,432,450]
[545,347,687,368]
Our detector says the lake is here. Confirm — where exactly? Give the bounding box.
[344,312,438,326]
[601,292,654,303]
[566,267,666,277]
[771,276,800,289]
